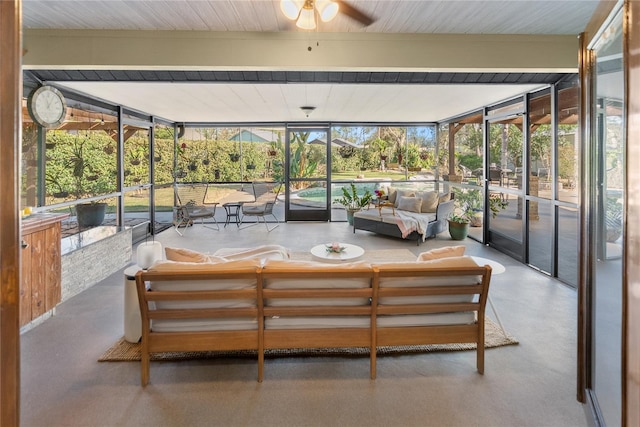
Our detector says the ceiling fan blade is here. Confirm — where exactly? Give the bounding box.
[335,0,375,26]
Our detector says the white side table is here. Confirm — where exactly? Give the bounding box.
[124,265,142,343]
[310,243,365,263]
[470,256,508,337]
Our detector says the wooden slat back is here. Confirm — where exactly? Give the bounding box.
[373,265,492,316]
[135,269,260,323]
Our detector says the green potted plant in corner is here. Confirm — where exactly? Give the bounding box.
[337,183,373,225]
[447,210,471,240]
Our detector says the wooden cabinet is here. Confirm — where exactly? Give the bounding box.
[20,214,67,327]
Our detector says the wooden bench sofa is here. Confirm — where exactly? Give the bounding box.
[135,256,491,385]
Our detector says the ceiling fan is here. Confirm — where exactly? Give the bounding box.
[280,0,375,30]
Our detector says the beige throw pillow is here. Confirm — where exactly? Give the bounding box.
[387,186,398,204]
[165,247,227,264]
[396,196,422,213]
[416,245,466,261]
[438,192,451,203]
[394,189,416,207]
[417,191,438,213]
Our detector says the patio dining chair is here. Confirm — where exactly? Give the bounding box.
[239,181,281,232]
[174,183,219,236]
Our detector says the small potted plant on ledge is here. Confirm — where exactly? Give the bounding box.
[337,183,373,225]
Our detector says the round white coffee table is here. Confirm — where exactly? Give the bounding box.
[310,243,365,263]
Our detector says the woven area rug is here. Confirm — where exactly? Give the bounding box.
[98,318,518,362]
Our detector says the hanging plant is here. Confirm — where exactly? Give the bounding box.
[154,155,162,162]
[103,145,115,155]
[173,170,187,179]
[230,153,240,162]
[187,162,198,171]
[420,151,429,160]
[338,146,356,158]
[202,158,210,166]
[247,163,256,170]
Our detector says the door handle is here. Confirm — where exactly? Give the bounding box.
[21,240,29,249]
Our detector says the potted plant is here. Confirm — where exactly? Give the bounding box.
[337,183,373,225]
[267,142,278,157]
[371,138,389,162]
[338,146,356,159]
[65,135,110,228]
[448,211,471,240]
[451,188,508,227]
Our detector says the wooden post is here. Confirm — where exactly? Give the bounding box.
[0,0,22,425]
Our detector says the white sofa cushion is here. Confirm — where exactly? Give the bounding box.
[377,312,475,327]
[152,318,258,332]
[147,259,260,309]
[373,256,482,304]
[265,316,370,329]
[262,259,372,306]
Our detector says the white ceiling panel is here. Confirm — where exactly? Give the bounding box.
[54,81,544,122]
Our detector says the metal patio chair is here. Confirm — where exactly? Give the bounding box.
[174,183,219,236]
[239,181,281,232]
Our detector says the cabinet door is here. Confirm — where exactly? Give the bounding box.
[20,234,33,327]
[30,229,46,319]
[44,223,61,311]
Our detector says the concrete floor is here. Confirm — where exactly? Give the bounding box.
[20,222,586,427]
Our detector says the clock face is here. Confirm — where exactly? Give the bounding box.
[28,86,67,128]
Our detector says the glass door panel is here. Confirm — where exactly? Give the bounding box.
[123,124,152,241]
[152,124,175,233]
[590,9,623,426]
[487,119,524,260]
[286,128,330,221]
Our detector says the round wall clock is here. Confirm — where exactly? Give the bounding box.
[27,85,67,128]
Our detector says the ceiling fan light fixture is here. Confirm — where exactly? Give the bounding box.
[280,0,304,20]
[300,106,316,117]
[316,0,339,22]
[296,6,316,30]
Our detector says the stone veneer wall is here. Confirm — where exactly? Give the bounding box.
[61,227,132,302]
